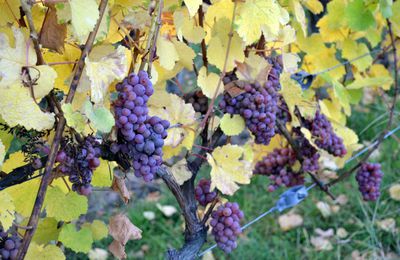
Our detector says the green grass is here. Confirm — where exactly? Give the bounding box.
[89,101,400,259]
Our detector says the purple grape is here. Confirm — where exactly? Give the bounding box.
[4,239,15,250]
[211,202,244,253]
[356,162,383,201]
[184,90,209,114]
[195,179,217,206]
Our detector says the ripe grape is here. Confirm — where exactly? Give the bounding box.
[184,90,209,114]
[112,71,169,182]
[0,228,22,260]
[195,179,217,206]
[356,162,383,201]
[210,202,244,253]
[307,111,347,157]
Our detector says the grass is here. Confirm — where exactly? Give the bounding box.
[89,101,400,259]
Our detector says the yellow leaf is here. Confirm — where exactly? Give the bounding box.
[208,18,245,72]
[148,92,197,158]
[220,114,245,136]
[32,218,60,245]
[197,67,221,98]
[235,0,284,44]
[83,220,108,241]
[367,64,394,90]
[92,159,114,187]
[26,243,65,260]
[332,123,361,167]
[236,53,271,82]
[0,0,20,26]
[174,10,205,44]
[0,27,36,86]
[316,0,349,42]
[389,184,400,201]
[0,84,55,130]
[170,160,192,185]
[346,75,393,90]
[84,45,128,104]
[172,39,195,70]
[44,186,88,222]
[7,179,40,217]
[184,0,201,17]
[27,65,57,100]
[282,52,300,73]
[252,134,286,163]
[204,0,234,42]
[302,0,323,14]
[0,139,5,170]
[156,36,179,70]
[342,39,372,72]
[70,0,100,43]
[0,191,15,231]
[1,151,25,173]
[292,0,307,35]
[207,144,252,195]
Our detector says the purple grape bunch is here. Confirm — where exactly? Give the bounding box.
[356,162,383,201]
[219,60,282,145]
[0,228,22,260]
[307,111,347,157]
[254,147,305,192]
[293,127,320,173]
[184,90,208,114]
[195,179,217,207]
[112,71,169,182]
[56,136,101,196]
[210,202,244,253]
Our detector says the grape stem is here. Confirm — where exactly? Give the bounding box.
[16,1,109,258]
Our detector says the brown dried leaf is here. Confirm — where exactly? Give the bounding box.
[109,214,142,245]
[224,81,245,97]
[111,174,130,204]
[108,240,126,260]
[315,228,334,238]
[39,4,66,53]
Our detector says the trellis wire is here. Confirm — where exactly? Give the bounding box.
[197,124,400,257]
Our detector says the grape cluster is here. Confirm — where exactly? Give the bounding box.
[210,202,244,253]
[184,90,208,114]
[112,71,169,182]
[307,111,347,157]
[0,228,22,260]
[356,163,383,201]
[293,128,320,173]
[219,59,282,145]
[195,179,217,206]
[56,136,101,196]
[254,148,304,192]
[276,95,291,124]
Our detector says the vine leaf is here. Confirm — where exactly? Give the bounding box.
[197,67,221,98]
[172,39,196,70]
[32,218,60,245]
[341,39,372,72]
[82,100,115,133]
[39,4,67,53]
[156,36,179,70]
[58,223,93,253]
[207,144,252,195]
[344,0,376,31]
[170,159,192,185]
[302,0,323,14]
[0,27,36,87]
[111,174,131,204]
[184,0,202,17]
[25,243,65,260]
[62,103,87,133]
[82,220,109,241]
[174,10,205,44]
[220,114,245,136]
[92,159,115,187]
[0,191,15,231]
[235,0,287,45]
[27,65,58,100]
[44,186,88,222]
[7,175,40,217]
[0,139,5,169]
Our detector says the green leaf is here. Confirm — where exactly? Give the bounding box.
[26,243,65,260]
[83,101,115,134]
[346,76,393,89]
[58,223,93,253]
[83,220,108,241]
[62,103,87,133]
[33,218,60,245]
[345,0,376,31]
[44,186,88,222]
[380,0,393,18]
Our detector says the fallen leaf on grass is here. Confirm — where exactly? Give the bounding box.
[315,228,334,238]
[310,236,333,251]
[316,201,332,217]
[278,213,303,231]
[376,218,396,232]
[143,211,155,221]
[336,227,348,238]
[389,184,400,201]
[88,248,108,260]
[108,240,126,259]
[156,203,177,217]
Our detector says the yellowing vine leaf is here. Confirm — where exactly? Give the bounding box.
[62,103,87,133]
[207,144,252,195]
[92,159,114,187]
[0,27,36,87]
[208,18,245,72]
[32,218,60,245]
[7,178,40,217]
[342,39,372,72]
[28,65,57,100]
[174,10,205,44]
[367,64,394,90]
[282,52,300,73]
[204,0,234,42]
[172,39,196,70]
[0,139,5,170]
[58,223,93,253]
[291,0,307,35]
[70,0,100,43]
[197,67,221,98]
[0,84,55,130]
[0,0,20,26]
[184,0,201,17]
[235,0,285,44]
[83,220,109,241]
[220,114,245,136]
[44,186,88,222]
[236,53,271,84]
[170,159,192,185]
[148,92,197,159]
[0,191,15,231]
[26,243,65,260]
[316,0,349,42]
[85,46,128,104]
[302,0,323,14]
[156,36,179,70]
